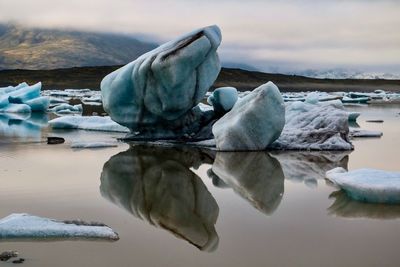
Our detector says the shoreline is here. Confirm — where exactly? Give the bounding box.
[1,66,399,92]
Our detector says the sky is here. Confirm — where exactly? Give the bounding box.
[1,0,399,74]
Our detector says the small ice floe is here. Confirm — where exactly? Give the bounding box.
[349,129,383,138]
[82,101,103,106]
[49,97,68,105]
[50,103,83,115]
[71,141,118,149]
[49,115,129,133]
[342,96,370,104]
[326,168,400,204]
[0,213,119,241]
[207,87,238,115]
[82,95,102,103]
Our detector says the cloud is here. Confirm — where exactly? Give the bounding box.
[1,0,399,72]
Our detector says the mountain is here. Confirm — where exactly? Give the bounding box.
[0,24,158,70]
[294,68,400,80]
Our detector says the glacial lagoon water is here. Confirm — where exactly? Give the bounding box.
[0,104,399,266]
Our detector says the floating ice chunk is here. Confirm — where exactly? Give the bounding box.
[49,115,129,132]
[82,101,103,106]
[270,100,353,150]
[305,92,319,104]
[348,112,360,122]
[0,82,48,113]
[49,97,68,105]
[71,141,118,149]
[82,95,102,102]
[326,168,400,204]
[50,103,83,114]
[207,87,238,114]
[0,82,28,95]
[0,213,118,241]
[101,25,221,135]
[350,129,383,138]
[342,96,369,104]
[25,96,50,111]
[213,82,285,151]
[8,82,41,103]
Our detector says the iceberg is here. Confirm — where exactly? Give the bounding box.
[270,100,353,150]
[207,87,238,115]
[326,168,400,204]
[0,82,49,113]
[101,146,219,251]
[101,25,221,139]
[0,213,118,241]
[49,115,129,132]
[25,96,50,111]
[212,82,285,151]
[8,82,41,104]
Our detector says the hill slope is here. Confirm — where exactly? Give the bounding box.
[0,24,157,70]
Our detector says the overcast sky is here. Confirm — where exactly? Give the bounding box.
[1,0,399,73]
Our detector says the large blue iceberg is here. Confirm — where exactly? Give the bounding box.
[101,25,221,139]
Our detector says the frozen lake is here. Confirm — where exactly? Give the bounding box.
[0,104,399,266]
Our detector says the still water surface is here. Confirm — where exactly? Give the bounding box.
[0,104,399,267]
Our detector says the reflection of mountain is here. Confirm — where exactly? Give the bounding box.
[100,146,219,252]
[212,152,284,215]
[328,190,400,220]
[0,112,48,141]
[271,151,349,188]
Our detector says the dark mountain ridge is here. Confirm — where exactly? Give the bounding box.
[0,23,157,70]
[1,66,399,92]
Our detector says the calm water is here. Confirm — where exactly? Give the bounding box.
[0,104,399,267]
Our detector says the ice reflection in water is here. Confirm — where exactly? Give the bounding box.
[100,145,219,252]
[272,151,350,188]
[328,190,400,220]
[212,152,284,215]
[100,142,398,253]
[0,112,48,141]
